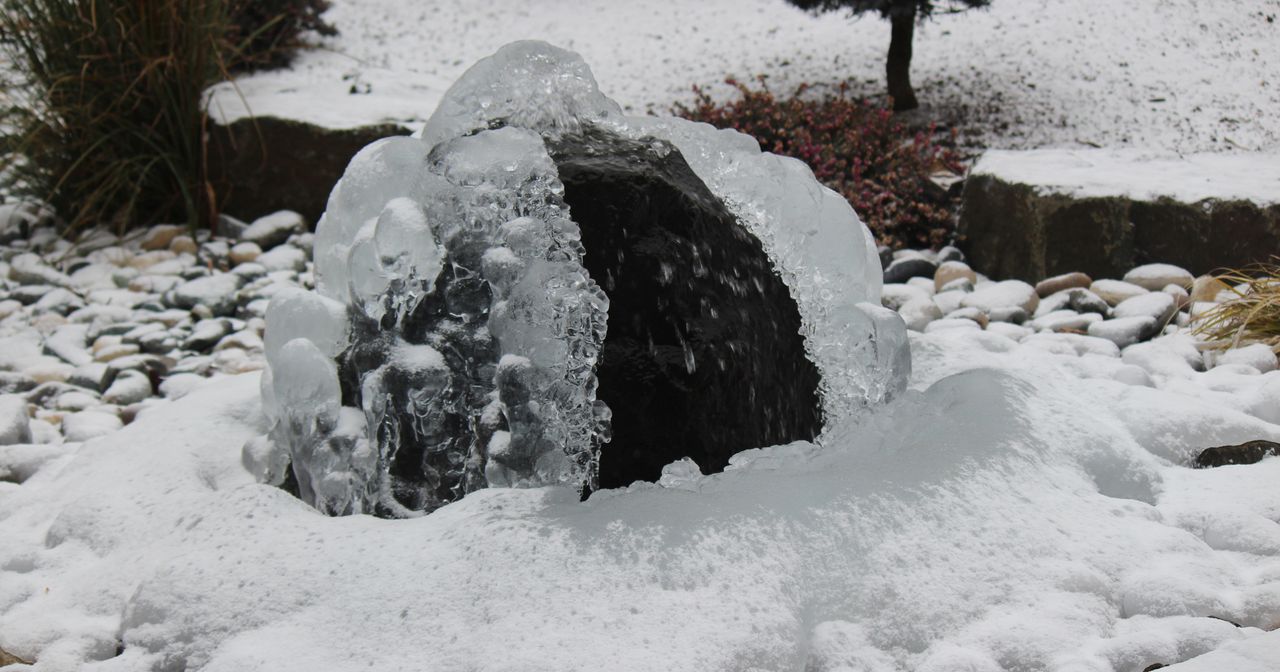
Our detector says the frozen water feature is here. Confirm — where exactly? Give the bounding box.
[249,41,908,516]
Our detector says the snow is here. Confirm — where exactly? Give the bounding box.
[4,324,1280,670]
[971,149,1280,204]
[204,0,1280,154]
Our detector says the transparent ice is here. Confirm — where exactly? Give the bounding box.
[247,40,908,516]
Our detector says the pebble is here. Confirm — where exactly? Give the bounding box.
[946,307,990,328]
[1189,275,1232,304]
[229,241,262,265]
[960,280,1039,315]
[140,224,186,251]
[1035,272,1092,298]
[0,372,37,394]
[881,284,931,311]
[68,362,116,392]
[24,361,74,384]
[934,261,977,292]
[53,390,99,412]
[1087,316,1159,349]
[1090,279,1148,306]
[1123,263,1194,291]
[987,306,1028,324]
[102,371,153,405]
[1209,344,1278,373]
[883,257,938,284]
[0,394,32,445]
[899,299,942,332]
[169,235,198,255]
[986,322,1033,342]
[905,276,936,296]
[1028,310,1103,333]
[242,210,306,250]
[168,274,245,316]
[94,343,141,363]
[61,410,123,442]
[933,289,966,315]
[924,318,982,333]
[158,373,206,400]
[255,245,307,273]
[1113,292,1177,326]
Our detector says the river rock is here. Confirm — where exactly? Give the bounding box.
[140,224,186,251]
[883,256,938,284]
[1124,263,1194,291]
[167,274,245,316]
[0,395,31,445]
[102,371,153,405]
[934,261,977,292]
[899,298,943,332]
[960,280,1039,314]
[241,210,306,250]
[1113,292,1178,326]
[61,410,123,442]
[1194,440,1280,468]
[1090,279,1148,306]
[1087,316,1160,348]
[1035,272,1093,297]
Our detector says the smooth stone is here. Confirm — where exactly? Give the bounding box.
[1028,310,1103,333]
[127,275,183,294]
[1194,440,1280,468]
[1067,288,1110,316]
[0,372,37,394]
[107,354,172,378]
[1210,344,1278,373]
[1162,284,1191,310]
[987,306,1028,324]
[899,299,942,332]
[43,324,92,366]
[53,390,99,412]
[1090,279,1148,306]
[1189,275,1231,304]
[0,394,31,445]
[254,245,307,273]
[241,210,306,250]
[883,257,938,284]
[128,250,177,271]
[936,245,964,263]
[121,322,166,344]
[938,277,974,293]
[61,410,123,442]
[905,276,936,296]
[102,371,153,405]
[8,284,56,305]
[923,318,982,333]
[67,362,117,392]
[1124,263,1194,291]
[94,343,141,363]
[229,242,263,265]
[140,224,186,251]
[136,331,177,354]
[878,245,892,270]
[158,373,206,400]
[960,280,1039,314]
[31,289,85,316]
[0,299,22,320]
[1035,271,1093,298]
[986,322,1032,342]
[932,289,966,315]
[166,274,245,316]
[1113,292,1178,326]
[933,261,977,292]
[213,330,264,353]
[9,253,72,287]
[112,267,140,288]
[169,235,198,255]
[24,360,74,384]
[881,284,931,311]
[184,319,233,351]
[946,307,989,328]
[1087,316,1159,348]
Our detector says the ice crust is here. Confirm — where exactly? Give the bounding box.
[252,40,907,515]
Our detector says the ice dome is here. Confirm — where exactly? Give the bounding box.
[248,40,908,516]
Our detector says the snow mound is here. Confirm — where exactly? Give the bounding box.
[3,340,1280,669]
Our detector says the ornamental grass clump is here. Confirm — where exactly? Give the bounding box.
[0,0,335,234]
[674,78,964,250]
[1193,261,1280,353]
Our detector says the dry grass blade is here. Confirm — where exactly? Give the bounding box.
[1192,259,1280,353]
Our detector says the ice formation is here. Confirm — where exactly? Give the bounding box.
[247,40,908,516]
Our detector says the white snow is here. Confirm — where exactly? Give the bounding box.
[204,0,1280,154]
[971,149,1280,204]
[3,323,1280,670]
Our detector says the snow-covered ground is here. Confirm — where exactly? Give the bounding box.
[4,324,1280,671]
[208,0,1280,153]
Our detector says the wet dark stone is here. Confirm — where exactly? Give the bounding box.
[882,256,938,284]
[1194,439,1280,468]
[549,127,822,490]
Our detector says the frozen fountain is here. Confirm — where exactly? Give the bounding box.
[243,41,910,517]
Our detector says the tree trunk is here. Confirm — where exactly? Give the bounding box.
[887,8,919,112]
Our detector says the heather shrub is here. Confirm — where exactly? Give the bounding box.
[674,78,963,249]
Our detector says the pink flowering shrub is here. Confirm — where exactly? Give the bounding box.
[674,78,963,250]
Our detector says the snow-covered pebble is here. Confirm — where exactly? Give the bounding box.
[1088,316,1159,348]
[1028,309,1103,333]
[1113,291,1178,325]
[933,261,976,292]
[946,306,989,328]
[1124,263,1194,291]
[241,210,306,250]
[60,410,123,442]
[169,235,198,255]
[932,289,966,314]
[254,245,307,273]
[158,373,207,400]
[899,299,943,332]
[0,394,31,445]
[881,283,930,311]
[1090,279,1149,306]
[987,306,1028,324]
[102,371,153,406]
[1190,275,1231,304]
[139,224,185,251]
[924,318,982,333]
[1034,271,1092,297]
[985,321,1032,342]
[960,280,1039,314]
[883,256,937,284]
[1209,344,1278,373]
